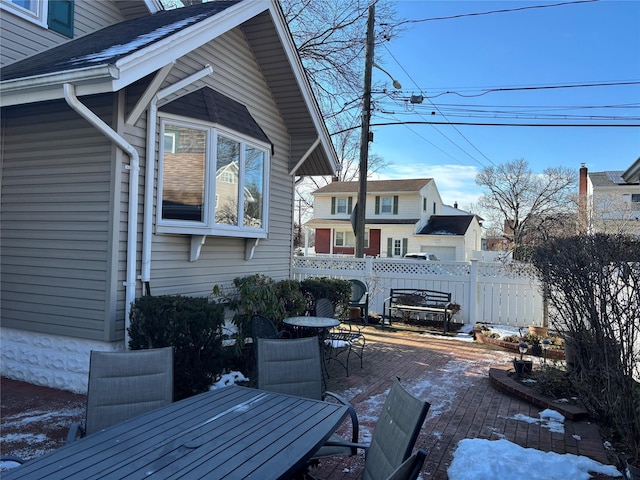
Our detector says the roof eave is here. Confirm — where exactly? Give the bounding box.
[622,157,640,183]
[1,1,269,106]
[0,65,120,106]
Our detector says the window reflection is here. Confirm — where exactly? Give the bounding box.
[161,124,206,222]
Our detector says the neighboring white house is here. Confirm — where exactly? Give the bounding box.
[579,162,640,236]
[0,0,337,392]
[306,178,482,261]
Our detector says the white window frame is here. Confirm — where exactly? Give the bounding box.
[336,197,348,214]
[157,114,270,238]
[334,230,368,248]
[380,196,393,214]
[393,239,403,257]
[1,0,48,28]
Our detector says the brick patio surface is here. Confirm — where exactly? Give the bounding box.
[0,325,617,479]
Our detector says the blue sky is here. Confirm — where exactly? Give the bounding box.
[368,0,640,209]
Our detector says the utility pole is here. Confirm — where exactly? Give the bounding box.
[355,4,375,258]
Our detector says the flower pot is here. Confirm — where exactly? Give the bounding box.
[528,325,548,337]
[513,359,533,376]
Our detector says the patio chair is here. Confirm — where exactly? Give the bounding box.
[323,378,430,480]
[316,298,365,376]
[251,314,291,341]
[256,337,359,459]
[384,449,427,480]
[67,347,173,443]
[349,279,369,323]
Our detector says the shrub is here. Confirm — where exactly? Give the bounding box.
[128,295,226,401]
[532,233,640,460]
[300,277,352,316]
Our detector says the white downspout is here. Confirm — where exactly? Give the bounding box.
[63,83,139,349]
[141,65,213,283]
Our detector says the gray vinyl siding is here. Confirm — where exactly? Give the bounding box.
[0,0,126,67]
[144,27,295,296]
[1,96,119,341]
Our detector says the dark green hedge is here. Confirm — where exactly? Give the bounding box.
[128,295,226,401]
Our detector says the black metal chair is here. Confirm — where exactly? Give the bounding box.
[256,337,360,460]
[251,314,291,341]
[316,298,365,376]
[67,347,173,443]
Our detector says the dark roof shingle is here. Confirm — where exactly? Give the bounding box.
[1,2,240,81]
[418,215,475,235]
[313,178,432,195]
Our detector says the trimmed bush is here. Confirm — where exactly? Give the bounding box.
[128,295,226,401]
[300,277,351,315]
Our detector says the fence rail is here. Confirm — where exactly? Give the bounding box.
[292,257,544,327]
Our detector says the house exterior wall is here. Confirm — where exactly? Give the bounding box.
[586,177,640,235]
[0,96,120,342]
[1,22,304,392]
[142,29,295,297]
[311,182,478,259]
[0,0,127,67]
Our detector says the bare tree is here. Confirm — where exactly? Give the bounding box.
[476,159,576,259]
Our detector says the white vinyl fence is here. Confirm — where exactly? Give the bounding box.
[292,256,544,327]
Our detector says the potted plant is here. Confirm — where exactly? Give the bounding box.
[513,342,533,376]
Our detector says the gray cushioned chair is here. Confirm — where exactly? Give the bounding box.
[256,337,359,459]
[67,347,173,442]
[385,449,427,480]
[325,378,430,480]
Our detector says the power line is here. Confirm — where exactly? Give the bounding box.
[414,81,640,99]
[387,0,599,26]
[331,121,640,135]
[382,44,497,167]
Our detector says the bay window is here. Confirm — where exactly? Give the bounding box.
[157,117,269,238]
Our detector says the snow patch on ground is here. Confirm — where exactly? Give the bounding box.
[448,438,622,480]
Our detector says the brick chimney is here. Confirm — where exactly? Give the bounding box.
[578,163,588,233]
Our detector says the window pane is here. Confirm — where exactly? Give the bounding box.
[381,197,392,213]
[244,145,264,228]
[336,198,347,214]
[335,232,344,246]
[393,239,402,256]
[215,135,240,225]
[162,124,206,222]
[10,0,37,13]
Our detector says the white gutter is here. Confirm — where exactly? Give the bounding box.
[63,83,139,349]
[141,66,213,283]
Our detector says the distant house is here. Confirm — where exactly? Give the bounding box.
[579,162,640,236]
[0,0,337,392]
[306,178,482,260]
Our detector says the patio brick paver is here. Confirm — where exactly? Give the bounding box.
[0,325,618,479]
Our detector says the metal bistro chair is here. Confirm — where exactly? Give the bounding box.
[256,337,360,460]
[324,378,430,480]
[251,314,291,341]
[316,298,365,376]
[67,347,173,443]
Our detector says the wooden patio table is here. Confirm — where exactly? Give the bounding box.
[5,385,348,480]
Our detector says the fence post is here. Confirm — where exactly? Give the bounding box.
[469,259,479,324]
[364,256,373,276]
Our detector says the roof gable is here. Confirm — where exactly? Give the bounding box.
[0,0,337,177]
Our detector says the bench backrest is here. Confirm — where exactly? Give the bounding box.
[390,288,451,307]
